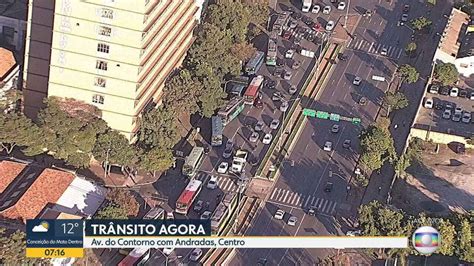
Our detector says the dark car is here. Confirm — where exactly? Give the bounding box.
[312,22,321,31]
[266,79,276,89]
[440,87,450,96]
[307,33,316,42]
[274,67,283,77]
[193,200,203,212]
[324,182,333,192]
[338,53,348,61]
[254,98,263,108]
[403,4,410,13]
[293,38,301,45]
[283,30,292,40]
[276,58,285,67]
[434,102,443,110]
[291,11,302,20]
[302,16,312,26]
[459,90,468,98]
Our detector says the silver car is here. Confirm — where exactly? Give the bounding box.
[280,101,289,112]
[249,132,259,143]
[255,121,264,132]
[270,119,280,129]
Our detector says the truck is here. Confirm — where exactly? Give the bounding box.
[302,0,312,12]
[231,150,248,173]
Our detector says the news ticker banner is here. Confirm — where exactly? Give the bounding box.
[26,219,410,258]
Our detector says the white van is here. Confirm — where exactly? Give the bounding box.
[302,0,312,12]
[371,75,385,82]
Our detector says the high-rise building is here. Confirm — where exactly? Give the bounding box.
[23,0,204,140]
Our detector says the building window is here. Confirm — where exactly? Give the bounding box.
[94,77,107,87]
[96,60,108,71]
[101,8,114,19]
[98,26,112,37]
[97,43,110,53]
[92,95,105,104]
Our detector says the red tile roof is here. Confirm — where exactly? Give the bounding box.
[0,48,15,80]
[0,161,27,194]
[0,167,75,222]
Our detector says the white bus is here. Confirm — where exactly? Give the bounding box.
[182,146,205,177]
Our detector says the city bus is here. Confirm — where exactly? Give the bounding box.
[217,96,245,125]
[210,192,238,235]
[211,116,223,146]
[244,51,265,75]
[266,34,277,66]
[117,207,164,265]
[182,146,205,177]
[175,179,203,215]
[243,75,264,105]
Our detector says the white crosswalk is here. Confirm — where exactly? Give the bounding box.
[347,38,403,59]
[195,172,238,192]
[268,187,338,215]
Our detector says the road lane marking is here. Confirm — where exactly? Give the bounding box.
[375,43,381,53]
[387,46,393,55]
[330,202,337,214]
[276,188,285,201]
[321,200,329,212]
[282,190,290,202]
[397,49,402,59]
[266,200,334,218]
[286,192,295,204]
[303,195,311,207]
[369,41,375,52]
[356,39,364,50]
[318,198,325,210]
[294,194,301,205]
[270,188,278,200]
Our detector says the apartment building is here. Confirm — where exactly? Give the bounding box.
[23,0,203,140]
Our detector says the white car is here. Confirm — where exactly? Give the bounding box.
[166,212,174,220]
[442,109,451,119]
[263,133,273,144]
[380,47,388,55]
[337,2,346,10]
[287,216,298,226]
[249,131,259,143]
[163,247,175,255]
[452,112,461,122]
[285,49,295,59]
[450,87,459,97]
[455,107,462,114]
[325,20,335,31]
[280,101,289,112]
[255,121,264,132]
[353,76,362,86]
[346,230,361,236]
[323,141,332,151]
[424,98,433,109]
[270,119,280,129]
[274,209,285,220]
[312,4,320,13]
[189,248,203,262]
[217,162,228,173]
[200,211,212,220]
[462,112,471,123]
[323,5,331,14]
[470,92,474,100]
[207,175,218,189]
[289,85,297,94]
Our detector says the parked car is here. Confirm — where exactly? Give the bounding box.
[263,133,273,144]
[312,4,320,13]
[283,30,292,40]
[450,87,459,97]
[337,2,346,10]
[403,4,410,13]
[400,13,408,23]
[343,139,351,149]
[459,90,468,98]
[289,19,298,29]
[424,98,433,109]
[285,49,295,59]
[471,92,474,100]
[338,53,348,61]
[331,124,340,133]
[452,112,462,122]
[323,141,332,151]
[323,5,331,14]
[283,71,293,80]
[455,107,462,114]
[434,102,443,110]
[255,121,264,132]
[207,175,218,189]
[462,112,471,123]
[325,20,335,31]
[272,92,283,101]
[429,85,439,94]
[440,87,450,95]
[193,200,204,212]
[280,101,289,112]
[289,85,298,94]
[217,162,228,173]
[287,216,298,226]
[442,109,451,119]
[223,140,233,158]
[353,76,362,86]
[292,60,301,69]
[249,132,259,143]
[274,209,285,220]
[270,119,280,129]
[274,67,283,77]
[189,248,203,262]
[200,211,212,220]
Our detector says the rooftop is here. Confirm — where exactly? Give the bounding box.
[438,8,470,58]
[0,0,27,21]
[458,29,474,58]
[0,48,16,80]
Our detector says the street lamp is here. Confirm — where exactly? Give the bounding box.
[343,0,351,28]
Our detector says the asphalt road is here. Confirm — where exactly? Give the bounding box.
[232,0,426,264]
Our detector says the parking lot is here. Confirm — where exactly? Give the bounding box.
[414,83,474,138]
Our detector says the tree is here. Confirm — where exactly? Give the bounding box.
[0,229,43,264]
[207,0,250,43]
[383,92,409,115]
[92,129,137,174]
[410,16,432,31]
[405,42,417,55]
[435,63,459,86]
[437,219,456,256]
[0,89,22,112]
[359,125,396,172]
[137,107,180,150]
[138,147,175,177]
[0,113,43,155]
[106,188,139,217]
[454,217,474,262]
[163,69,202,114]
[230,42,257,62]
[394,153,411,177]
[95,202,128,219]
[246,0,270,37]
[398,64,419,84]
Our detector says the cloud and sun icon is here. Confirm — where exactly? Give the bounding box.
[31,221,50,233]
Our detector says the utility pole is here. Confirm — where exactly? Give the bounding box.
[344,0,351,28]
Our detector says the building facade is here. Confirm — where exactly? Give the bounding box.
[23,0,202,140]
[0,0,27,52]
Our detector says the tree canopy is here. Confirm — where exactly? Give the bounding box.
[435,63,459,86]
[359,125,396,172]
[383,92,409,115]
[398,64,419,84]
[0,229,43,265]
[410,16,432,31]
[95,202,128,219]
[405,42,417,54]
[0,113,44,155]
[106,188,139,217]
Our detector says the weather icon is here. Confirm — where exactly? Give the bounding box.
[32,221,50,233]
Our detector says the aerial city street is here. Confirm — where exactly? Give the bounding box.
[0,0,473,265]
